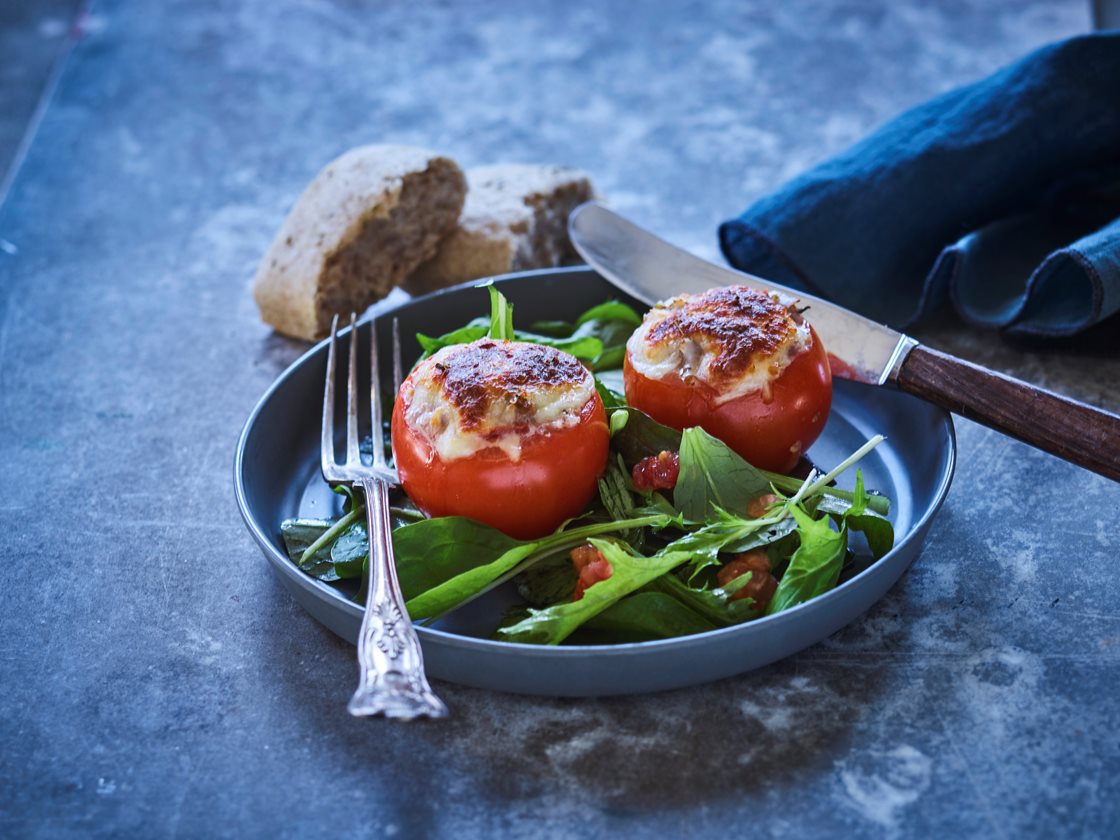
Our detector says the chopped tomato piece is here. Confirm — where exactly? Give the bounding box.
[570,544,613,601]
[747,493,779,519]
[717,549,778,609]
[631,450,680,492]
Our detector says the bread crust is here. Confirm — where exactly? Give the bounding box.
[253,145,466,340]
[406,164,595,294]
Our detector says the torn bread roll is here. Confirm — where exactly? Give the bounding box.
[253,145,466,341]
[405,164,595,294]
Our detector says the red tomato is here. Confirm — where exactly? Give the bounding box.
[391,382,609,541]
[623,326,832,473]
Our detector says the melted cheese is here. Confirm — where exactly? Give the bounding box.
[402,340,595,462]
[626,287,812,405]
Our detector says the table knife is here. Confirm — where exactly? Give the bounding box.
[568,201,1120,482]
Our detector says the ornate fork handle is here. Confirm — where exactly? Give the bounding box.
[348,476,447,719]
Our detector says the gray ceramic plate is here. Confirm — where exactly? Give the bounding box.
[235,268,955,696]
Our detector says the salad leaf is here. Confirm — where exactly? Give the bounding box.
[598,454,635,521]
[403,513,672,620]
[766,505,848,615]
[392,516,522,602]
[575,301,643,329]
[609,407,683,467]
[329,521,370,579]
[530,299,642,371]
[416,323,488,357]
[674,427,772,521]
[280,518,340,581]
[416,318,603,363]
[722,515,798,554]
[576,591,718,643]
[662,505,789,576]
[834,470,894,559]
[648,574,760,626]
[515,554,577,607]
[487,283,515,340]
[414,286,634,369]
[498,538,694,644]
[597,377,627,410]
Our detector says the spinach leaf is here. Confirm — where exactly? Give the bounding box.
[415,319,602,364]
[766,505,848,615]
[531,299,642,371]
[392,516,522,603]
[280,518,339,581]
[575,301,643,329]
[329,521,372,579]
[674,427,772,521]
[498,538,694,644]
[575,591,718,643]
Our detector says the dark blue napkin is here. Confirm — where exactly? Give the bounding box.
[719,33,1120,338]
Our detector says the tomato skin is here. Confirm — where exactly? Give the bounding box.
[391,390,609,541]
[623,326,832,473]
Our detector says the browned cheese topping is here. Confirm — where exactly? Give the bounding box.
[628,285,811,402]
[403,339,595,461]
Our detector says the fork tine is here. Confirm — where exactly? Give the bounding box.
[370,318,386,468]
[346,312,361,466]
[321,314,340,479]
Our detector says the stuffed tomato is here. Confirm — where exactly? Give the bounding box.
[392,339,609,540]
[623,285,832,473]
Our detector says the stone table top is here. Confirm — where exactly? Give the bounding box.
[1,1,1117,837]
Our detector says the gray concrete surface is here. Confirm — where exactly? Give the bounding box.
[0,0,85,199]
[1,1,1117,837]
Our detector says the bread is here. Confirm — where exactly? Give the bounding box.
[253,145,466,341]
[405,164,595,294]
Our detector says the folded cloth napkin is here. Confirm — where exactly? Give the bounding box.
[719,33,1120,338]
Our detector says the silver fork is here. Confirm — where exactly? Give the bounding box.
[321,313,448,720]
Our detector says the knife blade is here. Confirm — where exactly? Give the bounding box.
[567,201,1120,482]
[568,201,915,386]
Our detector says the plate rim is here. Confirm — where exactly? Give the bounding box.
[234,267,957,657]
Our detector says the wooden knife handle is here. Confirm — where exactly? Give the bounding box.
[896,344,1120,482]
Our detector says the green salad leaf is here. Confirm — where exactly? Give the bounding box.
[529,299,642,371]
[674,427,772,521]
[281,518,342,581]
[648,573,760,626]
[766,505,848,615]
[329,521,370,579]
[392,516,522,602]
[609,407,683,467]
[498,538,695,644]
[412,285,641,371]
[487,283,515,340]
[837,470,895,559]
[515,554,578,608]
[576,591,718,643]
[401,513,672,620]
